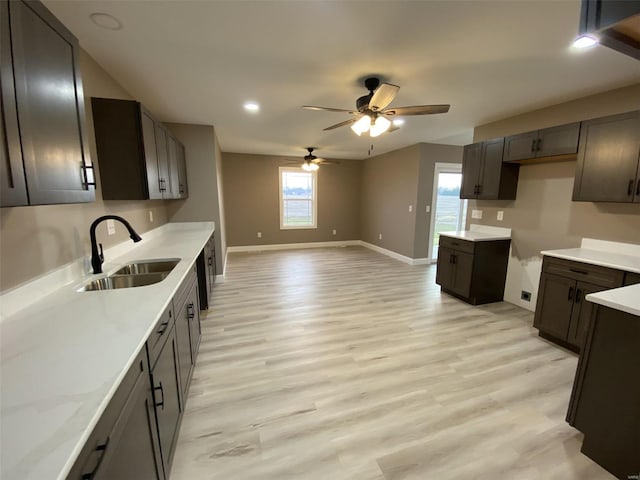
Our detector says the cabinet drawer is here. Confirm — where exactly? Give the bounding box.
[174,263,197,310]
[147,303,175,367]
[439,235,475,254]
[542,256,624,288]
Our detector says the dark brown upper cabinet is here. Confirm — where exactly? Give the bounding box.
[1,0,95,207]
[503,122,581,163]
[91,98,186,200]
[167,133,188,199]
[579,0,640,61]
[572,111,640,203]
[461,137,519,200]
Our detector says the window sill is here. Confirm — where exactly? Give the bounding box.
[280,225,318,230]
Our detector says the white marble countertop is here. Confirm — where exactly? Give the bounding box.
[439,224,512,242]
[0,222,214,480]
[540,248,640,274]
[586,284,640,317]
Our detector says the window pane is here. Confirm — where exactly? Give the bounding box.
[283,171,312,199]
[284,199,312,225]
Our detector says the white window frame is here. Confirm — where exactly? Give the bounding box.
[279,166,318,230]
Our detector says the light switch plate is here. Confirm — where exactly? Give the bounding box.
[408,205,413,212]
[257,232,262,238]
[378,233,382,240]
[426,205,430,213]
[497,211,504,221]
[471,209,483,219]
[106,219,116,235]
[149,210,154,222]
[332,229,336,235]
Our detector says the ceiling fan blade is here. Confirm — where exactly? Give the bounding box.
[303,106,358,114]
[383,105,450,116]
[369,83,400,111]
[323,118,358,131]
[313,159,341,165]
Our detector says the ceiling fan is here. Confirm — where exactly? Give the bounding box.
[286,148,340,171]
[303,77,450,137]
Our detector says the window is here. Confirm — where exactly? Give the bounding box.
[279,167,317,229]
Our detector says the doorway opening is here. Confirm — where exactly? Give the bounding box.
[429,163,467,261]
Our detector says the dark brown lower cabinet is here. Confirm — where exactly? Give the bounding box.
[67,350,163,480]
[435,236,511,305]
[196,233,216,310]
[150,324,183,477]
[567,304,640,479]
[533,257,625,351]
[175,272,200,399]
[69,261,202,479]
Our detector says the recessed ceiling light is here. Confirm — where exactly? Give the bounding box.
[243,102,260,113]
[572,34,598,49]
[89,12,122,30]
[393,119,405,126]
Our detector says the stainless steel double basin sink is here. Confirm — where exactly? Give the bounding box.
[80,259,180,291]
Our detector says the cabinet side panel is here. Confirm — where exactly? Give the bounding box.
[91,98,148,200]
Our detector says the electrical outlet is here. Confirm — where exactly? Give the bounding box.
[497,211,504,221]
[257,232,262,238]
[408,205,413,212]
[521,291,532,302]
[106,219,115,235]
[378,233,382,240]
[149,210,154,222]
[332,229,336,235]
[426,205,430,213]
[471,209,483,219]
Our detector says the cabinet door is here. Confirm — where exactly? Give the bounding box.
[450,251,473,298]
[141,109,162,200]
[9,0,94,205]
[187,283,201,359]
[175,296,193,400]
[460,143,482,199]
[154,124,172,199]
[503,131,538,162]
[151,326,182,474]
[533,273,575,340]
[567,281,607,348]
[537,122,580,157]
[436,246,454,290]
[176,142,188,198]
[0,2,28,207]
[73,358,162,480]
[477,137,505,199]
[167,135,180,199]
[573,111,640,203]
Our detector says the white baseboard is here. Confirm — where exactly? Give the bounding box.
[225,240,432,267]
[358,241,429,266]
[226,240,360,253]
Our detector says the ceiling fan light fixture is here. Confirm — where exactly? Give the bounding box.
[351,115,372,136]
[302,162,318,171]
[392,118,405,126]
[370,116,391,137]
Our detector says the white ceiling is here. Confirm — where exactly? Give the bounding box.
[45,0,640,160]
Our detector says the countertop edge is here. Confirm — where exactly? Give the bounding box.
[540,249,640,274]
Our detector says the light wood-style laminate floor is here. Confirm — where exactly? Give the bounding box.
[170,246,613,480]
